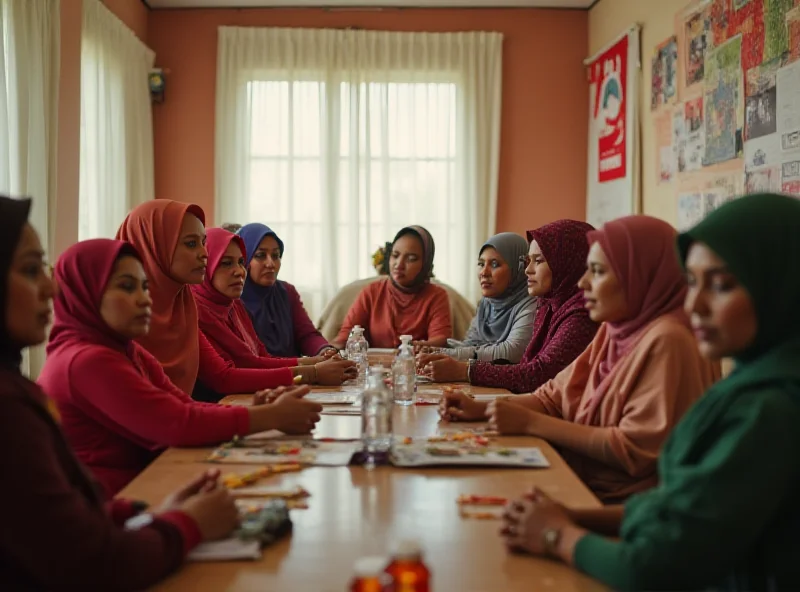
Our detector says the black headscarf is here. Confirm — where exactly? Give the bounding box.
[0,195,33,369]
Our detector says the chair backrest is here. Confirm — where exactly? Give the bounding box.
[317,277,476,342]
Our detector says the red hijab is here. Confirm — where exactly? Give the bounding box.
[116,200,205,394]
[580,215,689,417]
[47,239,140,357]
[191,228,267,364]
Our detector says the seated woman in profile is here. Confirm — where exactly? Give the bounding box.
[331,225,452,350]
[443,216,718,502]
[239,222,338,359]
[423,220,597,391]
[193,228,347,381]
[0,195,238,590]
[499,194,800,591]
[115,202,354,401]
[39,238,323,496]
[417,232,536,372]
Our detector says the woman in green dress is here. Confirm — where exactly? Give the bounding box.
[500,193,800,591]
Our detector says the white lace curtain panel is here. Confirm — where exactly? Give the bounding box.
[215,26,503,319]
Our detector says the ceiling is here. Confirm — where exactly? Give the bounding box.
[147,0,595,8]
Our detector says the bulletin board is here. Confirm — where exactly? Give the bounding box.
[651,0,800,229]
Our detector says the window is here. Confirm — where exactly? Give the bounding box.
[244,78,459,316]
[215,28,503,320]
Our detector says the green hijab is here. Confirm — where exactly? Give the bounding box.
[678,193,800,363]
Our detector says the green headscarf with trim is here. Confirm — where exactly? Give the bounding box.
[677,193,800,362]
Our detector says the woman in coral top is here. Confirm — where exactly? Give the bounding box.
[443,216,719,502]
[332,225,452,350]
[39,239,323,496]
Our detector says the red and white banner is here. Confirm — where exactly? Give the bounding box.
[586,27,640,228]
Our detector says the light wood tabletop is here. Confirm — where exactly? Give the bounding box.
[120,387,608,592]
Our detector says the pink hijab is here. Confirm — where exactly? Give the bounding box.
[580,215,689,418]
[191,228,268,365]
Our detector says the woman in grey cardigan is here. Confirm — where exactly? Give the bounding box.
[419,232,537,382]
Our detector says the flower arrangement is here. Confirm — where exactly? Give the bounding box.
[372,245,387,275]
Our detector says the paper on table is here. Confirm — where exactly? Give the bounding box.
[188,538,261,562]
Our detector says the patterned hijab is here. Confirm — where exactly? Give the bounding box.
[472,232,534,343]
[528,219,595,310]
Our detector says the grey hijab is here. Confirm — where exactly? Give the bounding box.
[466,232,535,344]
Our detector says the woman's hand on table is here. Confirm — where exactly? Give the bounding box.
[421,357,469,383]
[320,348,341,360]
[501,487,586,565]
[158,469,222,512]
[253,385,308,405]
[438,388,488,422]
[486,398,535,435]
[180,485,240,541]
[264,389,323,434]
[315,359,358,385]
[158,469,239,541]
[416,352,448,368]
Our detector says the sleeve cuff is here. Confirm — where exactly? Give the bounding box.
[107,498,148,526]
[233,405,251,435]
[158,510,203,555]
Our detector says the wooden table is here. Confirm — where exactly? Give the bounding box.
[121,386,608,591]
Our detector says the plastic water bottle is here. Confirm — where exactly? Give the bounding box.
[345,325,362,360]
[361,366,393,468]
[392,335,417,406]
[346,326,369,387]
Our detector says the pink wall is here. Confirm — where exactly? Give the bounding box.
[147,8,589,234]
[102,0,148,40]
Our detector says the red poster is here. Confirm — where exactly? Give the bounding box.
[590,35,628,183]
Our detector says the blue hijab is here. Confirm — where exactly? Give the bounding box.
[238,223,295,358]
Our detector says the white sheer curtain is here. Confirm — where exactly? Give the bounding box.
[0,0,59,378]
[79,0,155,240]
[216,27,503,319]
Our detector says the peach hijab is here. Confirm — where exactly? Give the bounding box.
[116,200,206,394]
[577,215,689,422]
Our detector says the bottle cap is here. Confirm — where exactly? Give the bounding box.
[399,335,413,343]
[353,556,389,577]
[391,539,423,560]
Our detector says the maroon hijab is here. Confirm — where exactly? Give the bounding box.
[191,228,267,364]
[521,219,595,364]
[47,239,142,357]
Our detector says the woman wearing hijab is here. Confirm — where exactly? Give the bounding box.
[418,233,536,379]
[193,228,350,381]
[500,194,800,591]
[432,220,598,393]
[39,238,323,496]
[116,201,354,399]
[239,223,335,358]
[0,195,239,589]
[331,226,452,349]
[448,216,717,502]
